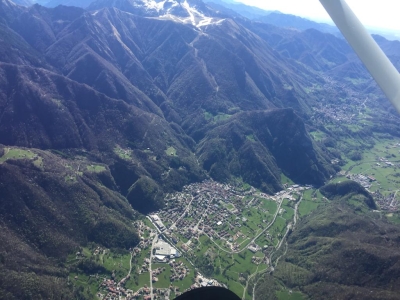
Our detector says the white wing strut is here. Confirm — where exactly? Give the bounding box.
[319,0,400,113]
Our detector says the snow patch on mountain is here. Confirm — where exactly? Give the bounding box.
[89,0,225,29]
[157,0,224,28]
[141,0,166,12]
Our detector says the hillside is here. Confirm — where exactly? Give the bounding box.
[0,62,206,211]
[0,0,336,197]
[256,185,400,300]
[197,109,334,192]
[0,146,140,299]
[1,0,400,298]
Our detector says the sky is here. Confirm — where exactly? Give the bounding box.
[234,0,400,31]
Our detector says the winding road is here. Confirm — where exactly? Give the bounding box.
[206,198,284,254]
[170,196,194,230]
[242,195,303,299]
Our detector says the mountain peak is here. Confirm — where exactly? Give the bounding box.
[88,0,225,28]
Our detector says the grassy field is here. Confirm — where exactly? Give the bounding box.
[67,247,132,298]
[330,176,347,183]
[171,258,194,292]
[125,273,150,291]
[232,251,259,274]
[102,252,131,281]
[336,138,400,193]
[86,165,106,173]
[261,199,278,213]
[143,218,156,230]
[69,272,98,300]
[33,156,44,169]
[204,111,232,123]
[152,263,171,288]
[166,147,177,156]
[114,146,132,160]
[281,174,294,185]
[226,203,235,210]
[386,213,400,224]
[227,280,245,299]
[195,235,213,256]
[0,148,37,163]
[281,200,295,221]
[276,291,305,300]
[309,130,326,142]
[298,200,321,218]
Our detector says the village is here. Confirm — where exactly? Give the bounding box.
[310,75,369,123]
[94,169,399,300]
[335,149,400,212]
[151,180,309,253]
[93,179,313,300]
[96,214,223,300]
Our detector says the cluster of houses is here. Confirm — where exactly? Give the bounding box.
[99,278,136,300]
[151,267,165,283]
[191,274,222,289]
[157,181,269,250]
[348,173,375,189]
[155,181,310,256]
[251,256,264,265]
[169,260,190,282]
[313,75,366,123]
[129,286,169,300]
[373,190,399,211]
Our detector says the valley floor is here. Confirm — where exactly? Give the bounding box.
[68,132,400,299]
[73,180,328,300]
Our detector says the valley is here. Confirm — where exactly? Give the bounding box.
[1,0,400,299]
[69,134,400,299]
[69,180,326,300]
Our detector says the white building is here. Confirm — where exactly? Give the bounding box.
[154,240,177,259]
[150,214,166,231]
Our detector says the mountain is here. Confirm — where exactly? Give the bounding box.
[206,0,339,35]
[197,109,333,192]
[10,0,32,5]
[237,19,399,82]
[88,0,223,26]
[0,62,205,210]
[44,0,94,8]
[0,145,140,299]
[0,0,334,194]
[257,12,339,35]
[1,0,400,298]
[205,0,275,20]
[255,182,400,300]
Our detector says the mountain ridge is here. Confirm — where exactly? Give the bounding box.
[1,0,400,298]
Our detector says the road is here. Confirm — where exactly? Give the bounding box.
[118,252,133,300]
[272,196,301,263]
[146,216,197,269]
[390,190,399,207]
[170,195,194,230]
[274,242,288,268]
[149,234,157,300]
[243,195,303,299]
[207,198,284,254]
[242,265,259,300]
[194,199,212,231]
[276,224,291,251]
